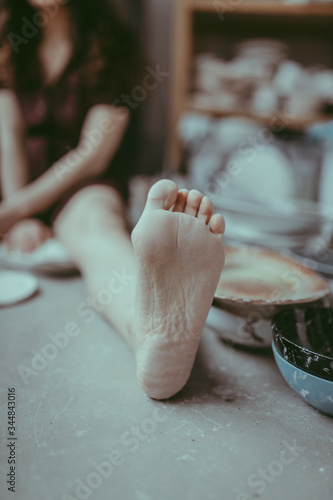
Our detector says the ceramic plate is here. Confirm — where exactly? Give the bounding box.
[214,245,330,306]
[0,239,77,275]
[0,271,39,306]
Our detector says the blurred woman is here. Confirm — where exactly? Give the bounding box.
[0,0,139,250]
[0,0,225,400]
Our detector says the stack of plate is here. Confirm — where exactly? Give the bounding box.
[207,245,330,348]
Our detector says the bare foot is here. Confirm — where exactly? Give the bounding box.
[5,218,52,253]
[131,180,225,399]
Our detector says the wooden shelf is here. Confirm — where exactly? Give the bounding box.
[186,100,333,131]
[185,0,333,17]
[166,0,333,171]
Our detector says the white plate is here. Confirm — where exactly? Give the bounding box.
[0,271,39,306]
[0,239,77,275]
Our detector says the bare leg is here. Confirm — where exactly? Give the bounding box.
[54,180,225,399]
[54,185,137,348]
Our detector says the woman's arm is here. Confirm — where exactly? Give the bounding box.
[0,90,30,198]
[0,103,129,234]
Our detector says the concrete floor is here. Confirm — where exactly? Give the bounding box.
[1,274,333,500]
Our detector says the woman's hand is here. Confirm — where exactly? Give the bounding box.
[4,218,52,253]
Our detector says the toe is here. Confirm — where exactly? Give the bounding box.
[197,196,214,224]
[184,189,203,217]
[172,189,189,213]
[145,180,179,211]
[209,214,225,236]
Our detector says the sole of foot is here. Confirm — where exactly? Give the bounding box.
[131,179,225,400]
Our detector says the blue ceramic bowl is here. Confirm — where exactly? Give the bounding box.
[272,343,333,417]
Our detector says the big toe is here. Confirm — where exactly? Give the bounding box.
[145,180,179,211]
